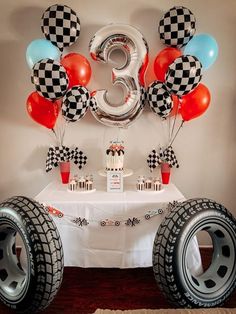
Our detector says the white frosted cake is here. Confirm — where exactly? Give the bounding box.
[106,142,124,171]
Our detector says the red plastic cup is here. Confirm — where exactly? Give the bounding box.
[161,162,171,185]
[59,161,70,184]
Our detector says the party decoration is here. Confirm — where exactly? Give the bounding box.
[147,81,173,118]
[31,58,69,100]
[61,53,92,88]
[147,146,179,172]
[89,23,149,128]
[165,55,202,96]
[184,34,219,70]
[125,217,140,227]
[41,4,80,51]
[72,217,89,227]
[62,86,90,122]
[45,203,169,228]
[179,83,211,121]
[154,47,182,82]
[26,39,61,69]
[46,146,87,172]
[26,91,60,129]
[159,6,196,48]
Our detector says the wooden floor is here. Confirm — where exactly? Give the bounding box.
[0,249,235,314]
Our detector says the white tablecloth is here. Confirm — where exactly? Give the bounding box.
[35,182,201,270]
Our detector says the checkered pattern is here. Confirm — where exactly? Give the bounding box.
[165,55,202,96]
[73,147,88,169]
[41,4,80,50]
[62,86,90,122]
[147,149,162,171]
[147,81,173,118]
[159,146,179,168]
[31,58,68,100]
[147,146,179,171]
[46,146,87,172]
[159,6,196,48]
[140,86,146,109]
[89,96,98,112]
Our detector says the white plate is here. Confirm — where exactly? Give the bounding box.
[98,169,133,178]
[67,188,96,193]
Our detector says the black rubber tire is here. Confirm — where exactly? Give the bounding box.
[153,198,236,308]
[0,196,64,313]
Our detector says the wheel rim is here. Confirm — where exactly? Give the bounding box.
[0,220,30,302]
[181,218,236,301]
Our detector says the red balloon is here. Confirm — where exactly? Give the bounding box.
[179,84,211,122]
[154,47,182,82]
[26,92,60,129]
[61,53,92,88]
[169,95,180,117]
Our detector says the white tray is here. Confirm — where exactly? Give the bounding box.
[137,189,164,193]
[98,169,133,178]
[67,188,96,193]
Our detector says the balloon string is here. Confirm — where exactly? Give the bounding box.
[61,120,68,145]
[170,98,180,142]
[51,128,59,145]
[169,120,184,147]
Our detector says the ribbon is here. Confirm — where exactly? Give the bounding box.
[46,146,87,172]
[147,145,179,172]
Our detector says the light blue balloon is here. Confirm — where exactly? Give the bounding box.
[184,34,218,70]
[26,39,60,69]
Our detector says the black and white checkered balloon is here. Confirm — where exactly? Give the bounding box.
[41,4,80,51]
[159,6,196,48]
[31,58,69,100]
[147,81,173,118]
[165,55,202,96]
[62,86,90,122]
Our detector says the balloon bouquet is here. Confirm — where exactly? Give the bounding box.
[26,4,91,182]
[147,6,218,182]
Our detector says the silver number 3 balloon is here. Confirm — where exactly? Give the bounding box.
[89,23,149,128]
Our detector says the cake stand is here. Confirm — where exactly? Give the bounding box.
[98,169,133,178]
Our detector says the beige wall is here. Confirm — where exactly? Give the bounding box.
[0,0,235,220]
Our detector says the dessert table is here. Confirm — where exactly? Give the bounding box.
[35,181,202,271]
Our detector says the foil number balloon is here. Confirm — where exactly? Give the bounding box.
[89,24,149,128]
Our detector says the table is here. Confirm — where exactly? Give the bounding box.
[35,182,201,271]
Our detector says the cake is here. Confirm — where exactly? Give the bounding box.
[106,141,124,171]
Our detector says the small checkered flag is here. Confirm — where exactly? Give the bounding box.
[41,4,80,51]
[31,58,69,100]
[165,55,202,96]
[147,81,173,118]
[46,146,87,172]
[159,6,196,48]
[147,146,179,171]
[62,86,90,122]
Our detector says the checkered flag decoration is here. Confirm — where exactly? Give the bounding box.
[147,81,173,118]
[159,6,196,48]
[31,58,69,100]
[147,146,179,172]
[62,86,90,122]
[46,146,87,172]
[165,55,202,96]
[41,4,80,51]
